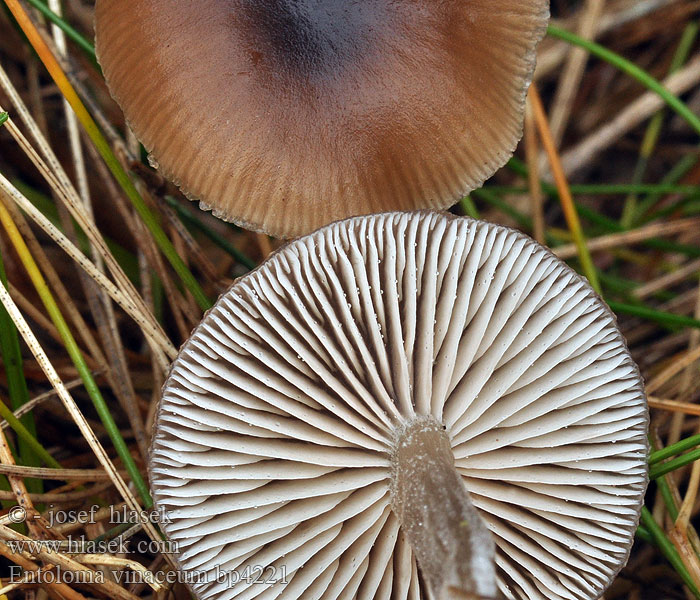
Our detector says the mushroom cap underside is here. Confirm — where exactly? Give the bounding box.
[151,211,648,600]
[95,0,549,238]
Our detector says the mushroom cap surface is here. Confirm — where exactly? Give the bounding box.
[151,211,648,600]
[95,1,549,238]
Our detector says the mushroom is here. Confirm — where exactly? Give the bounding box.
[150,211,648,600]
[94,1,549,238]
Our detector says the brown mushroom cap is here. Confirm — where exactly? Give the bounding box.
[95,0,548,238]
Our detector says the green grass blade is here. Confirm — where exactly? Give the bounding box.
[640,507,700,598]
[547,25,700,136]
[459,195,480,219]
[486,183,700,196]
[0,247,46,492]
[650,434,700,465]
[23,0,97,65]
[650,448,700,479]
[608,301,700,329]
[621,22,699,228]
[637,152,700,222]
[473,188,532,228]
[0,199,152,506]
[636,525,652,543]
[3,0,212,312]
[163,196,256,271]
[0,400,61,471]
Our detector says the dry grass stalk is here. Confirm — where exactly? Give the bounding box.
[0,542,87,600]
[0,178,174,364]
[7,282,87,357]
[0,426,52,539]
[529,83,600,291]
[647,343,700,394]
[0,483,112,504]
[634,258,700,299]
[558,54,700,177]
[547,0,607,147]
[0,525,141,600]
[0,66,175,364]
[0,465,127,481]
[0,282,168,562]
[0,376,87,429]
[649,396,700,416]
[534,0,682,78]
[554,217,700,259]
[524,96,546,244]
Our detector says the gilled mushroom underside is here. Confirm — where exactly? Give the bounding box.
[151,212,648,600]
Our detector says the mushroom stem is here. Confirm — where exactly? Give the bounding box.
[390,417,498,600]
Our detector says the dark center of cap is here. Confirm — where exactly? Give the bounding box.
[238,0,390,78]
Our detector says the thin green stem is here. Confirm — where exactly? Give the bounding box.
[651,195,700,222]
[90,140,212,311]
[576,204,700,259]
[13,179,142,284]
[547,25,700,136]
[640,507,700,598]
[3,0,212,312]
[0,112,7,126]
[507,158,700,259]
[0,197,152,506]
[658,475,680,522]
[638,152,700,222]
[621,22,699,228]
[23,0,98,65]
[0,247,49,493]
[0,401,61,470]
[52,305,152,503]
[650,434,700,465]
[648,437,680,527]
[459,195,480,219]
[608,301,700,330]
[650,448,700,479]
[163,196,256,271]
[636,525,652,543]
[472,188,531,229]
[487,183,700,196]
